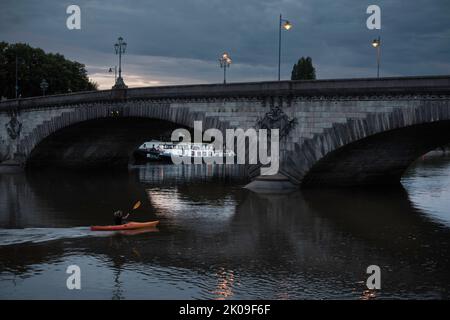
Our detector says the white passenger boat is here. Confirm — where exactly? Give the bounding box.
[134,141,235,163]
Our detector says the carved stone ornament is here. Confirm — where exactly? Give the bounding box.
[5,115,22,140]
[256,105,297,138]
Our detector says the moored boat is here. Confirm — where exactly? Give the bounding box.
[139,142,236,163]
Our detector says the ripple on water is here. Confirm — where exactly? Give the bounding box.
[0,227,115,246]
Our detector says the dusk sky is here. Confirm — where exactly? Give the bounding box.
[1,0,449,89]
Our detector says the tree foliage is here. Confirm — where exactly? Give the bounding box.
[0,42,97,99]
[291,56,316,80]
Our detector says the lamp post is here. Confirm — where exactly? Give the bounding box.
[15,54,24,99]
[372,37,381,78]
[278,14,292,81]
[15,55,19,99]
[219,52,232,84]
[113,37,127,88]
[109,66,117,82]
[40,79,48,96]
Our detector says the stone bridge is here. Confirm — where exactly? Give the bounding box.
[1,75,450,188]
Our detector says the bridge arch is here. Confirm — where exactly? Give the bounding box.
[17,102,230,169]
[282,100,450,186]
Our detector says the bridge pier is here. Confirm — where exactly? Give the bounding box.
[0,128,25,172]
[244,174,297,193]
[0,160,24,173]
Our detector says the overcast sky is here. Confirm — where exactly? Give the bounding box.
[1,0,449,89]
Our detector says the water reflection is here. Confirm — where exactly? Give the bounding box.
[213,268,235,300]
[402,152,450,226]
[0,159,450,299]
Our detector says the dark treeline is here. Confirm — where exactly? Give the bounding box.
[0,42,97,99]
[291,56,316,80]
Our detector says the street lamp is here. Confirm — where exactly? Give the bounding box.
[40,79,48,96]
[15,55,24,99]
[372,36,381,78]
[15,55,19,99]
[109,66,117,82]
[113,36,127,88]
[278,14,293,81]
[219,52,232,84]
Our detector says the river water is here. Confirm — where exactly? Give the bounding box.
[1,153,450,299]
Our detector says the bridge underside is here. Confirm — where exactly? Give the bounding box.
[301,121,450,187]
[26,118,183,170]
[25,117,450,188]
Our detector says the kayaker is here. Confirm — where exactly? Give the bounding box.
[113,210,129,225]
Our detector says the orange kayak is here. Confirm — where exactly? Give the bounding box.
[90,221,159,231]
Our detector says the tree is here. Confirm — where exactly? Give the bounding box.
[291,56,316,80]
[0,42,97,99]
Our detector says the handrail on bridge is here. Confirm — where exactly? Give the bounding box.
[1,75,450,111]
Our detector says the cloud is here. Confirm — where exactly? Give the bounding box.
[1,0,449,88]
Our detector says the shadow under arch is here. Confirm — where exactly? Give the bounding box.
[25,117,188,169]
[301,120,450,187]
[16,101,233,170]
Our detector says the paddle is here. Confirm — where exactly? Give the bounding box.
[132,201,142,211]
[125,201,141,219]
